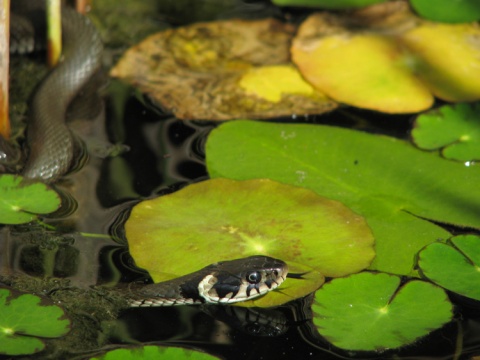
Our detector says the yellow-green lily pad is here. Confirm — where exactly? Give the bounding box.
[418,235,480,301]
[0,288,71,356]
[0,175,61,225]
[312,273,453,351]
[291,5,480,113]
[412,103,480,161]
[125,178,374,307]
[400,23,480,102]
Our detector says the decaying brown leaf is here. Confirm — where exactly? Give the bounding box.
[110,18,337,120]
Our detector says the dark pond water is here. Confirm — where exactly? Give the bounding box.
[3,1,480,359]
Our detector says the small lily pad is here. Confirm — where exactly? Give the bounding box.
[0,175,61,224]
[125,178,374,307]
[412,103,480,161]
[91,345,219,359]
[418,235,480,301]
[312,273,453,351]
[410,0,480,23]
[0,288,71,356]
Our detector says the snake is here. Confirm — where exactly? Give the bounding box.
[9,1,103,182]
[10,7,288,307]
[125,255,288,307]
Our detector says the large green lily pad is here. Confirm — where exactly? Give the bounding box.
[0,175,61,225]
[0,288,71,356]
[313,273,453,351]
[206,120,480,275]
[418,235,480,301]
[91,345,219,360]
[412,103,480,162]
[125,178,374,307]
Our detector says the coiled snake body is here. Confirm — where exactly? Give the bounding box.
[126,256,288,307]
[11,2,103,182]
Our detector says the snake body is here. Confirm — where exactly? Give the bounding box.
[126,256,288,307]
[14,3,103,182]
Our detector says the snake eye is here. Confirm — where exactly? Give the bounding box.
[246,271,262,284]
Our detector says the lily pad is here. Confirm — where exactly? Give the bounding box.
[206,120,480,275]
[410,0,480,23]
[0,175,61,224]
[312,273,453,351]
[400,23,480,102]
[291,4,480,113]
[125,178,374,307]
[418,235,480,301]
[91,345,219,359]
[0,288,71,356]
[272,0,388,9]
[111,18,336,121]
[412,103,480,161]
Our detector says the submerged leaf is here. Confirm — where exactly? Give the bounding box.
[412,103,480,161]
[418,235,480,301]
[0,175,61,225]
[206,120,480,275]
[312,273,453,350]
[0,288,70,355]
[125,178,374,307]
[111,18,336,121]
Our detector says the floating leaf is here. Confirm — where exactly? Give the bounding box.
[91,345,219,360]
[206,120,480,275]
[400,23,480,102]
[410,0,480,23]
[412,103,480,161]
[125,178,374,307]
[0,175,61,225]
[312,273,453,351]
[0,288,70,356]
[111,18,336,121]
[418,235,480,301]
[272,0,388,9]
[291,4,480,113]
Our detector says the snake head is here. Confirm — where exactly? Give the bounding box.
[198,255,288,304]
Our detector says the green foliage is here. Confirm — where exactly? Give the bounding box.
[206,120,480,275]
[91,345,219,359]
[125,178,374,307]
[412,103,480,162]
[0,175,61,224]
[0,288,70,356]
[418,235,480,300]
[410,0,480,23]
[313,273,453,350]
[272,0,387,9]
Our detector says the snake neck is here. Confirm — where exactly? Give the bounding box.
[126,269,212,307]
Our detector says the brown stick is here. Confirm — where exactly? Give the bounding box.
[0,0,10,139]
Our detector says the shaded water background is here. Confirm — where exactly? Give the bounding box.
[3,0,480,358]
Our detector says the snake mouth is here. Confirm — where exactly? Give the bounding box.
[198,259,288,304]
